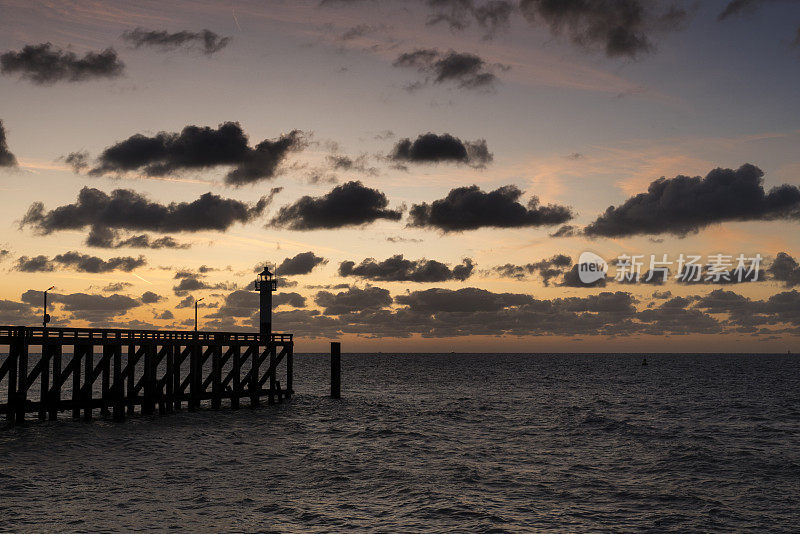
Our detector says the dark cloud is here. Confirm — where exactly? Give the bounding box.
[339,255,475,282]
[14,252,145,273]
[493,254,572,285]
[0,120,17,167]
[557,264,608,288]
[768,252,800,287]
[21,290,141,323]
[207,289,306,321]
[141,291,164,303]
[408,185,573,232]
[102,282,132,293]
[396,287,533,312]
[270,181,403,230]
[121,28,231,55]
[549,224,579,238]
[277,251,328,275]
[14,255,54,273]
[86,122,304,185]
[172,274,235,296]
[426,0,515,39]
[326,154,378,175]
[0,298,37,324]
[390,133,492,167]
[518,0,687,58]
[393,48,507,89]
[156,310,174,320]
[0,43,124,84]
[584,164,800,238]
[86,226,191,249]
[315,286,393,315]
[21,186,278,237]
[718,0,769,20]
[64,151,89,172]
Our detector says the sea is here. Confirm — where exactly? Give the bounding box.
[1,353,799,533]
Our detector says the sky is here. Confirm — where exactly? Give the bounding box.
[1,0,799,352]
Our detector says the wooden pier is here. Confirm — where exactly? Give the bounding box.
[0,325,293,425]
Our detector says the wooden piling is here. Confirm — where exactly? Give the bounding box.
[331,341,341,399]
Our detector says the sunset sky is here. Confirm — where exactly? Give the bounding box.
[1,0,800,352]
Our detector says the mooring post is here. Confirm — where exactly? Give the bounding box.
[331,341,341,399]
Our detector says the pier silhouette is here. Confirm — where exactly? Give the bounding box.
[0,266,299,425]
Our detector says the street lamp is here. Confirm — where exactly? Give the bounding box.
[42,285,54,328]
[194,297,204,332]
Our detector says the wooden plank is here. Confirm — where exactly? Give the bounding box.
[113,344,124,421]
[83,345,93,421]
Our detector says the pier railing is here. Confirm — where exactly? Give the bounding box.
[0,325,293,426]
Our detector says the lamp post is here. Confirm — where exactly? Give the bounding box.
[194,297,204,332]
[42,285,54,328]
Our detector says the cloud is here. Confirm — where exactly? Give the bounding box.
[393,48,508,90]
[395,286,534,312]
[277,251,328,275]
[768,252,800,287]
[270,181,403,230]
[389,133,492,167]
[717,0,769,20]
[0,43,124,84]
[326,154,379,175]
[584,164,800,238]
[141,291,164,303]
[408,184,573,232]
[102,282,132,292]
[21,186,278,238]
[315,285,393,315]
[86,122,304,185]
[206,289,306,322]
[339,255,475,282]
[86,226,191,249]
[172,274,235,296]
[156,310,174,320]
[0,120,17,167]
[549,224,579,238]
[518,0,687,58]
[493,254,572,285]
[426,0,515,39]
[21,290,141,323]
[121,28,231,55]
[14,251,146,273]
[557,264,608,288]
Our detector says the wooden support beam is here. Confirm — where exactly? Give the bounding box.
[231,344,241,410]
[48,344,62,421]
[39,345,50,421]
[15,338,28,424]
[211,344,222,409]
[72,347,82,419]
[112,344,124,422]
[83,345,93,421]
[268,345,276,406]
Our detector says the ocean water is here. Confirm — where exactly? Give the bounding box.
[1,353,799,533]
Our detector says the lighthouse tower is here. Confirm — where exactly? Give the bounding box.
[254,266,277,337]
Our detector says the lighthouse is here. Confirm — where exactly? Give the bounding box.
[254,266,277,337]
